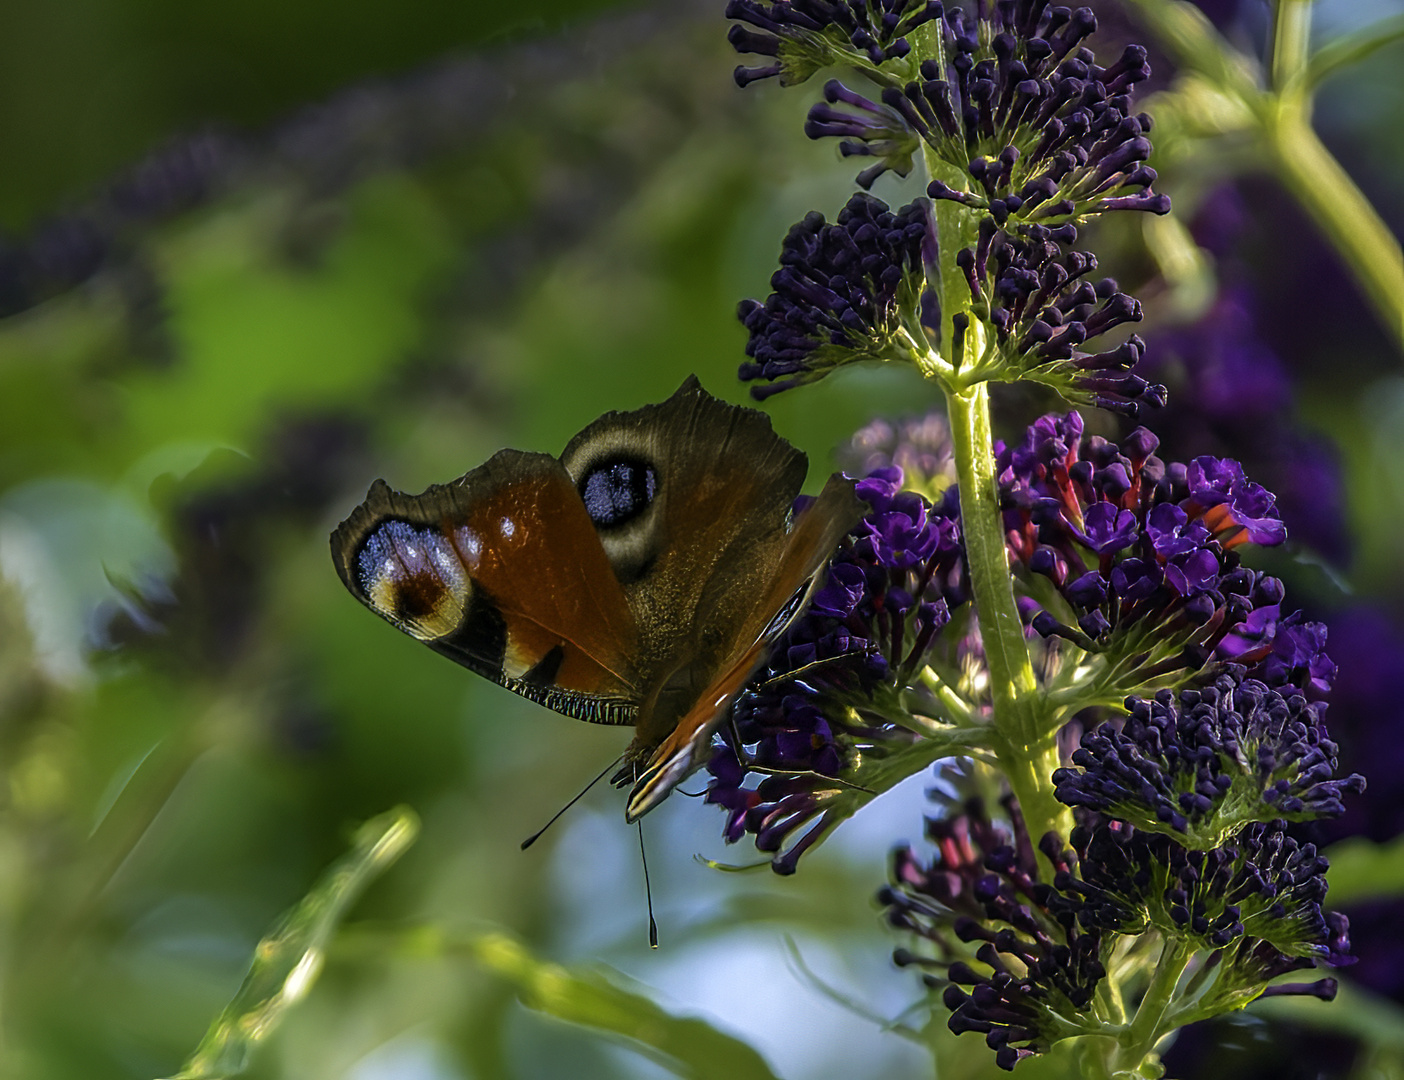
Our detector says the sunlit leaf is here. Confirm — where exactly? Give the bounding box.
[470,932,781,1080]
[161,806,419,1080]
[1325,834,1404,906]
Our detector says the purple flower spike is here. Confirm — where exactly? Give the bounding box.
[999,409,1297,694]
[737,194,934,400]
[1052,672,1366,847]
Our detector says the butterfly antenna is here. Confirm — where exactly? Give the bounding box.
[741,761,875,794]
[638,817,659,948]
[727,714,871,795]
[520,754,624,851]
[757,643,879,689]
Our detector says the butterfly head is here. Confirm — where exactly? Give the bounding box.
[622,743,698,823]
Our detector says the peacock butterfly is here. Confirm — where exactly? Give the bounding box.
[330,376,864,819]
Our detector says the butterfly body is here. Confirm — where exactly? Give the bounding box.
[331,377,863,818]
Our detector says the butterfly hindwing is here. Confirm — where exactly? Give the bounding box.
[559,376,815,742]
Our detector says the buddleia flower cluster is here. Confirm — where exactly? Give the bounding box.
[731,1,1170,415]
[879,795,1109,1070]
[733,0,1168,221]
[737,193,935,399]
[707,466,973,872]
[708,0,1366,1074]
[997,410,1329,711]
[880,676,1360,1069]
[1054,674,1365,847]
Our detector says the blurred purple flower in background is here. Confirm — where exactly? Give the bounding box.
[1142,286,1350,564]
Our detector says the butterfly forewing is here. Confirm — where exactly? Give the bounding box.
[331,452,643,723]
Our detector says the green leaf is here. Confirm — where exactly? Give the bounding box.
[471,932,780,1080]
[1121,0,1260,98]
[1325,833,1404,906]
[1307,13,1404,89]
[161,806,420,1080]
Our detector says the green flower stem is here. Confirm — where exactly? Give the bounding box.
[916,666,978,726]
[1267,0,1313,93]
[1108,938,1193,1076]
[1265,0,1404,343]
[995,732,1072,850]
[944,382,1072,847]
[944,383,1037,721]
[1265,97,1404,347]
[909,32,1071,852]
[1126,0,1404,349]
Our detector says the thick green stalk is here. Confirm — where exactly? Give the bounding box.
[1108,939,1192,1076]
[1266,99,1404,347]
[912,35,1068,846]
[1267,0,1313,93]
[1265,0,1404,346]
[1126,0,1404,349]
[945,383,1036,719]
[945,384,1071,844]
[996,733,1073,851]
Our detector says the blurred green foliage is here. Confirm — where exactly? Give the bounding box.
[0,1,1400,1078]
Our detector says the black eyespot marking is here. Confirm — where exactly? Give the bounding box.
[579,457,657,528]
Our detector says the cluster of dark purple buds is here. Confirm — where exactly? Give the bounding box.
[957,220,1165,415]
[794,0,1170,224]
[1062,820,1352,981]
[737,193,934,400]
[881,776,1356,1068]
[1053,673,1366,845]
[706,467,967,871]
[880,797,1106,1070]
[999,410,1317,691]
[725,0,944,88]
